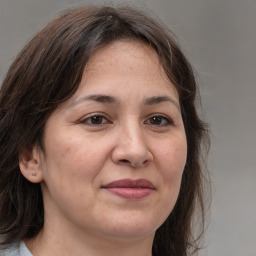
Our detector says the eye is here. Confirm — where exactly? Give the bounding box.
[80,114,110,126]
[145,115,173,127]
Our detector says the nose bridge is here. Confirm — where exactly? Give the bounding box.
[112,118,153,167]
[121,119,144,148]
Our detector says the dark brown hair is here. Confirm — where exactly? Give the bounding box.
[0,5,209,256]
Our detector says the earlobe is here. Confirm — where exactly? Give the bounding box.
[19,146,44,183]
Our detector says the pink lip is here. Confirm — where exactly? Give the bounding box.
[101,179,155,200]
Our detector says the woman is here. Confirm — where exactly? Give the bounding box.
[0,5,209,256]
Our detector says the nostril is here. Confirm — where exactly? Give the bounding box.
[120,159,129,163]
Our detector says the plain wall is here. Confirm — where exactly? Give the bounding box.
[0,1,255,255]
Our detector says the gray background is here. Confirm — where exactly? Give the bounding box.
[0,0,255,255]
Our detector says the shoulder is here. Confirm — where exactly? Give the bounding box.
[1,242,20,256]
[1,241,32,256]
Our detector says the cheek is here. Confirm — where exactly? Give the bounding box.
[46,133,106,175]
[160,135,187,171]
[149,136,187,225]
[157,136,187,192]
[42,134,114,202]
[41,136,105,208]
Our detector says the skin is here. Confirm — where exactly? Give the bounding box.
[20,40,187,256]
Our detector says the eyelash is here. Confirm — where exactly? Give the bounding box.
[79,114,173,127]
[144,115,173,127]
[80,113,111,126]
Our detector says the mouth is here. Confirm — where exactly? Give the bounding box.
[101,179,156,200]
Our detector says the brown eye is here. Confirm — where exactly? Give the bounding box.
[81,115,110,125]
[145,115,173,126]
[90,116,104,124]
[150,116,162,125]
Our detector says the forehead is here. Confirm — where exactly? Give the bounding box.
[86,40,159,68]
[79,40,178,97]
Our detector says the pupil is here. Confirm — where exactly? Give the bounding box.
[91,116,102,124]
[150,116,161,125]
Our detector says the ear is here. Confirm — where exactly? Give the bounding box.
[19,146,44,183]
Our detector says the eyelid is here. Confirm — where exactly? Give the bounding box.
[77,112,174,128]
[79,113,112,125]
[144,113,174,126]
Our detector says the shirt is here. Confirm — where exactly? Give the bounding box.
[2,241,32,256]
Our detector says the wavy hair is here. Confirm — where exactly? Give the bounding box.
[0,5,210,255]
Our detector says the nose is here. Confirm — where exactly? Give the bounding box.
[111,124,153,168]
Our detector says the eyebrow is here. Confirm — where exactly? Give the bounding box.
[144,96,180,110]
[68,94,180,110]
[69,94,120,107]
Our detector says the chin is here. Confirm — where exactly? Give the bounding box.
[100,213,162,241]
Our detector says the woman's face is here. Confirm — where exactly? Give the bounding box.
[34,40,187,243]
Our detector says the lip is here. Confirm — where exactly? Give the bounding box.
[101,179,155,200]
